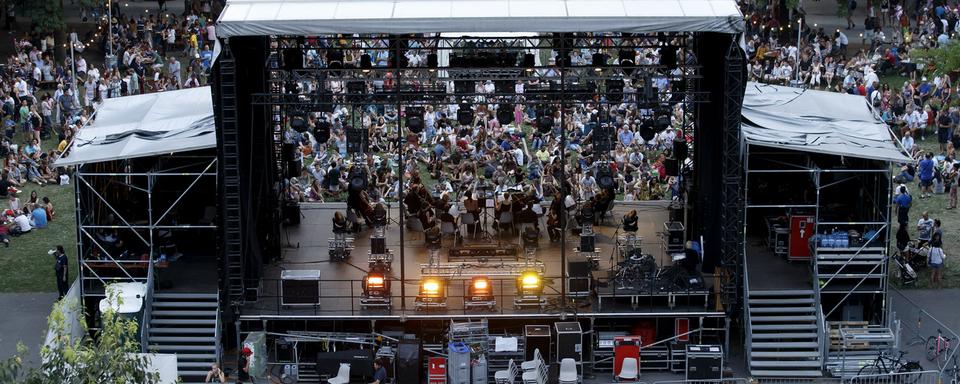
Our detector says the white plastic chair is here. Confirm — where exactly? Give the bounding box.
[440,220,458,245]
[460,212,478,238]
[558,358,579,384]
[494,358,518,384]
[521,348,543,372]
[326,363,350,384]
[520,360,547,384]
[617,357,639,382]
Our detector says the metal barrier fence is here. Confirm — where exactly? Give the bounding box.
[848,370,941,384]
[887,286,959,378]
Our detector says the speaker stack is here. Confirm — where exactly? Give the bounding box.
[346,127,368,154]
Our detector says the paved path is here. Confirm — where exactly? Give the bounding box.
[0,293,56,368]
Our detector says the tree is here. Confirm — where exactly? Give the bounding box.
[15,0,65,34]
[0,297,161,384]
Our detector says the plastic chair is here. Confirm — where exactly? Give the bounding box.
[558,358,579,384]
[617,357,639,382]
[494,358,517,384]
[522,360,547,384]
[521,348,543,372]
[326,363,350,384]
[440,220,458,246]
[497,211,515,235]
[406,216,424,241]
[459,212,478,239]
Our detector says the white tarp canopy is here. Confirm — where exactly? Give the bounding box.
[56,87,217,167]
[741,82,910,163]
[216,0,745,37]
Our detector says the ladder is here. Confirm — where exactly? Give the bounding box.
[216,50,244,302]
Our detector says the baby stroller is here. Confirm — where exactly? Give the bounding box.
[892,249,918,286]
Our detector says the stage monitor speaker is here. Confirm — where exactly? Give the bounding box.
[371,236,386,255]
[282,49,303,70]
[397,339,422,384]
[567,261,591,295]
[525,325,552,363]
[281,270,320,305]
[555,322,583,362]
[579,234,596,253]
[597,167,615,190]
[349,169,367,192]
[346,128,368,154]
[664,157,678,177]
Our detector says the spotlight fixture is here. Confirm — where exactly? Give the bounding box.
[405,107,425,134]
[465,276,496,311]
[360,270,391,308]
[514,271,545,309]
[592,53,606,72]
[415,277,447,310]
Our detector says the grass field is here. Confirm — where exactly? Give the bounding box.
[0,136,77,293]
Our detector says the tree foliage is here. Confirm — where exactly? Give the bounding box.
[0,296,161,384]
[15,0,66,34]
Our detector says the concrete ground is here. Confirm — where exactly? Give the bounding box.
[0,293,56,368]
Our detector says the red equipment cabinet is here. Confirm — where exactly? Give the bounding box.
[428,357,447,384]
[788,215,815,260]
[613,336,641,377]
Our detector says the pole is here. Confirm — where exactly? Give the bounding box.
[69,32,78,95]
[107,0,113,57]
[795,18,802,86]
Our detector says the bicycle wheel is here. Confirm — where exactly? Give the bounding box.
[897,365,923,384]
[927,336,941,361]
[857,363,881,381]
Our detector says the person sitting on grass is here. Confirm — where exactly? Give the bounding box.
[30,203,46,229]
[9,207,30,236]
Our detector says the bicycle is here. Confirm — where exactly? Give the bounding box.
[945,354,960,384]
[926,328,955,370]
[855,350,922,383]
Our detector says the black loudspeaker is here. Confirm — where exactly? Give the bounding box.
[349,169,367,192]
[347,81,366,102]
[639,120,656,142]
[346,128,367,154]
[593,125,613,153]
[283,200,301,226]
[619,49,635,75]
[661,45,678,70]
[454,81,471,95]
[579,234,596,253]
[427,53,438,68]
[457,108,473,126]
[397,339,421,384]
[497,106,513,125]
[597,167,615,190]
[316,120,331,143]
[555,322,583,362]
[665,157,678,177]
[655,114,672,132]
[525,325,552,362]
[405,107,424,133]
[592,53,606,67]
[280,270,319,305]
[673,137,688,162]
[359,53,372,70]
[327,50,344,66]
[567,261,591,294]
[282,49,303,70]
[538,116,554,134]
[607,79,624,103]
[290,116,307,132]
[282,143,296,161]
[286,160,300,178]
[371,236,386,254]
[523,53,536,69]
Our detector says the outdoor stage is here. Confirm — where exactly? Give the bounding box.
[238,202,721,320]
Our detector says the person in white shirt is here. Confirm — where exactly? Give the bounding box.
[10,208,31,235]
[902,131,917,157]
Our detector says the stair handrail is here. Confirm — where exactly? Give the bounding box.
[140,261,155,353]
[215,296,222,368]
[743,249,753,371]
[818,304,827,372]
[817,225,886,291]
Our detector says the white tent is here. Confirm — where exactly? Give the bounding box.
[741,82,910,163]
[56,87,217,167]
[216,0,745,37]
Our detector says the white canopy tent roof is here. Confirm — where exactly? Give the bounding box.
[56,87,217,167]
[216,0,745,37]
[741,82,910,163]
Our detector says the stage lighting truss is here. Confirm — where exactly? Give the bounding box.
[415,277,448,310]
[514,271,545,309]
[465,276,496,311]
[255,33,707,110]
[360,269,392,308]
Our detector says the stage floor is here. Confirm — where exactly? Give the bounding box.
[240,202,723,319]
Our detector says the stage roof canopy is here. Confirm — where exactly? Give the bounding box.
[56,87,217,167]
[216,0,745,37]
[741,82,910,163]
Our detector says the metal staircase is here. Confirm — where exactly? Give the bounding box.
[814,245,887,318]
[147,292,220,384]
[747,289,824,378]
[216,51,245,302]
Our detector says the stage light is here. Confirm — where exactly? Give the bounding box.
[465,276,496,310]
[592,53,606,72]
[361,269,391,308]
[519,271,542,294]
[415,277,447,310]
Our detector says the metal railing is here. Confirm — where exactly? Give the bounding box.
[888,287,960,379]
[848,370,941,384]
[244,275,715,317]
[139,262,155,353]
